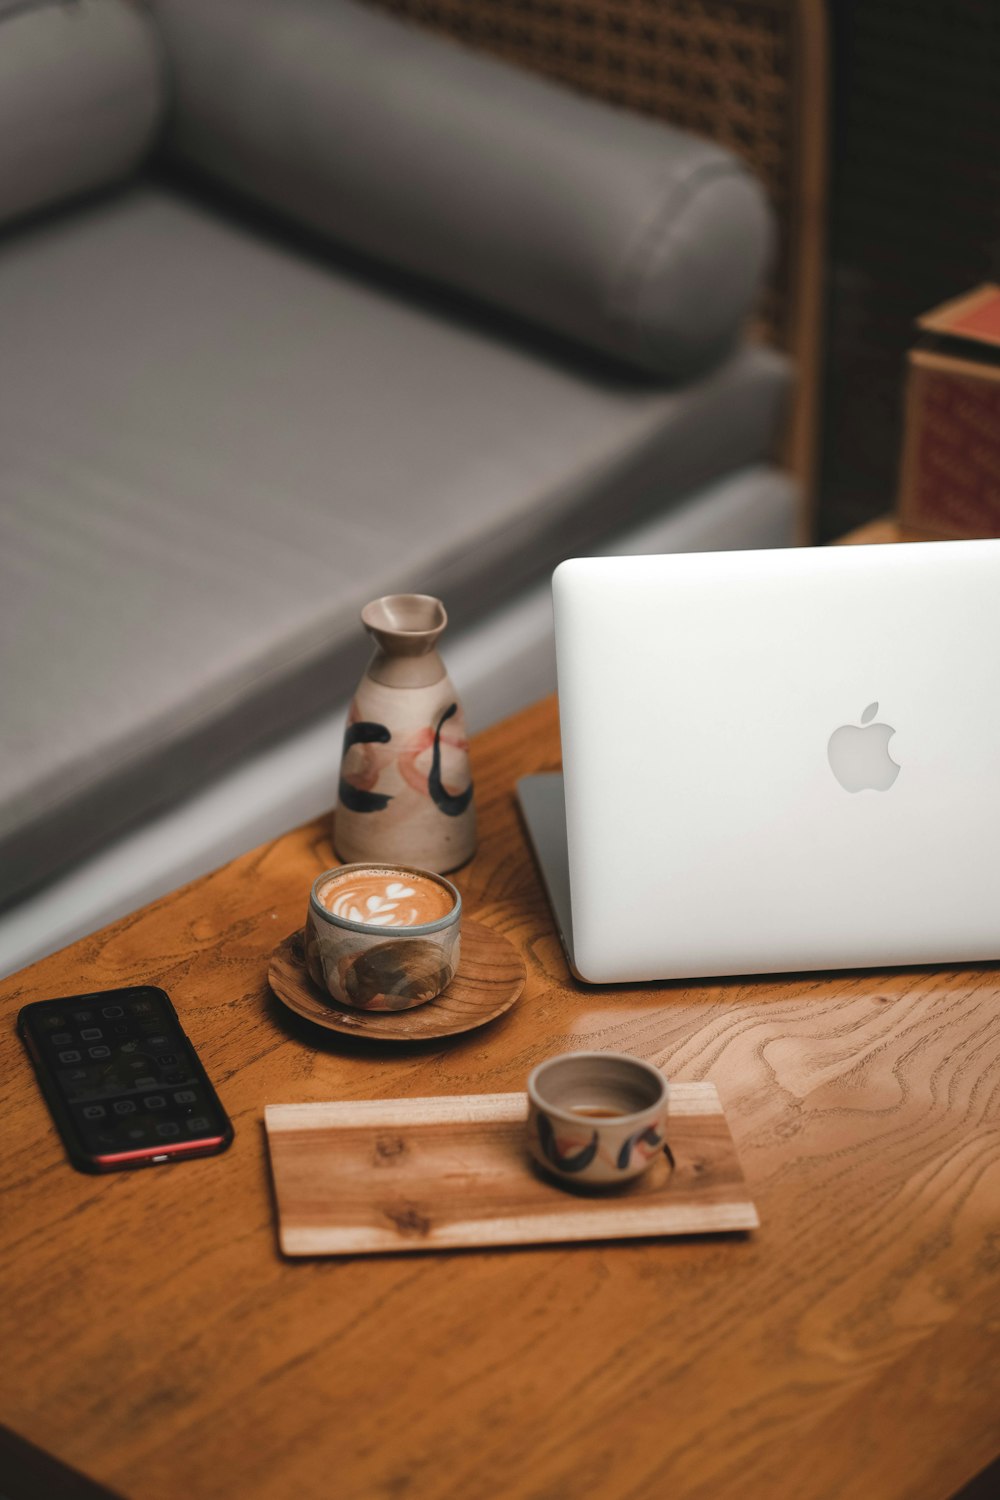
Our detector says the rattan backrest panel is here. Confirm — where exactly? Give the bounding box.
[371,0,800,349]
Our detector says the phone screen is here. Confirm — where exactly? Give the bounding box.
[19,985,234,1172]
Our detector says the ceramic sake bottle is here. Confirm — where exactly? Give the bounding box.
[333,594,476,873]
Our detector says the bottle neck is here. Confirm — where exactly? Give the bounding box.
[366,646,447,688]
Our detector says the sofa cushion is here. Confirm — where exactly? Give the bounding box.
[0,0,164,231]
[151,0,773,382]
[0,185,789,906]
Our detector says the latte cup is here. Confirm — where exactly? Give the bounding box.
[527,1052,669,1187]
[305,864,461,1011]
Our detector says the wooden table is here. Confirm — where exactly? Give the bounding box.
[3,530,1000,1500]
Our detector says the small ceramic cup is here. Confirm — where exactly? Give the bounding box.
[526,1052,669,1187]
[305,864,461,1011]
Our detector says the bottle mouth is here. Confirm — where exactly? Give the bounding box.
[362,594,447,640]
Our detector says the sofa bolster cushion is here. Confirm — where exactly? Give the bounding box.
[151,0,773,381]
[0,0,164,232]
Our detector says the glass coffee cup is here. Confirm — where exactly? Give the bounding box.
[305,863,461,1011]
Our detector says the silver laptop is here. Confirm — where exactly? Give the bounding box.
[518,540,1000,982]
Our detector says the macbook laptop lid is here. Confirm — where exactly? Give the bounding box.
[522,540,1000,983]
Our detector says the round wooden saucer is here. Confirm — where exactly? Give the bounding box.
[268,920,526,1041]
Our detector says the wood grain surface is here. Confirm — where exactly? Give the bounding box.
[2,585,1000,1499]
[265,1083,757,1255]
[268,918,525,1040]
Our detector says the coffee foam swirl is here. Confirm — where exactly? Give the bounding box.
[318,869,453,928]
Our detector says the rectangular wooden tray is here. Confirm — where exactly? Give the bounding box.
[265,1082,758,1255]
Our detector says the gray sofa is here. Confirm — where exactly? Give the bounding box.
[0,0,795,975]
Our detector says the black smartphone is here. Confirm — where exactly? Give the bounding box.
[18,984,234,1173]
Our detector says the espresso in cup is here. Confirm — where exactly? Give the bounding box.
[306,864,461,1012]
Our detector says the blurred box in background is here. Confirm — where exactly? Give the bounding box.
[898,284,1000,539]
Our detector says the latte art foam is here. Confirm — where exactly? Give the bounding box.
[318,867,455,928]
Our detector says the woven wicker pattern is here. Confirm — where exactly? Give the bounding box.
[372,0,797,347]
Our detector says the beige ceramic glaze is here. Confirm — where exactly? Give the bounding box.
[333,595,476,873]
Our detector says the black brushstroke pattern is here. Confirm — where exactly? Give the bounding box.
[616,1125,663,1171]
[537,1110,598,1173]
[338,721,393,813]
[428,703,473,817]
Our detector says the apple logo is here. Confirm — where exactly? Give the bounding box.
[827,702,901,793]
